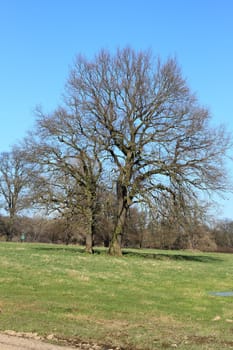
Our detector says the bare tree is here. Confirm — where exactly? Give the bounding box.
[63,47,231,255]
[24,109,103,253]
[213,219,233,250]
[0,147,32,240]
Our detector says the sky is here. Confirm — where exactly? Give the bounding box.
[0,0,233,220]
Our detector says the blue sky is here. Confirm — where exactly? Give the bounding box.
[0,0,233,219]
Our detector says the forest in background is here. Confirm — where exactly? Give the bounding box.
[1,210,233,253]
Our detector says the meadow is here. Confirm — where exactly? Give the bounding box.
[0,242,232,349]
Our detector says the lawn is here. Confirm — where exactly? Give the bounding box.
[0,242,232,349]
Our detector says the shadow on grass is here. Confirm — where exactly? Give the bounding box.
[122,251,223,263]
[31,245,222,263]
[31,245,103,255]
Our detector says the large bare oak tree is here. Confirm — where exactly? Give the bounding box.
[63,48,231,255]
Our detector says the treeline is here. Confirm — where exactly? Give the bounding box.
[1,210,233,253]
[0,48,232,255]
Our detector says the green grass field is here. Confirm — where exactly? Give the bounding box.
[0,243,233,349]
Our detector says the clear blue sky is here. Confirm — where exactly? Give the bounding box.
[0,0,233,219]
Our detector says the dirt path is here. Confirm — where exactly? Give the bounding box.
[0,333,76,350]
[0,332,117,350]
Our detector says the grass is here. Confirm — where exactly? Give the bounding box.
[0,242,233,349]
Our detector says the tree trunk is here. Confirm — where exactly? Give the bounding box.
[85,206,95,254]
[109,233,122,256]
[109,216,124,256]
[109,182,128,256]
[6,215,15,242]
[85,232,94,254]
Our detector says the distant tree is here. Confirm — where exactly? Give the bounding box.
[0,148,32,240]
[0,214,8,238]
[63,47,231,255]
[123,207,149,248]
[213,219,233,250]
